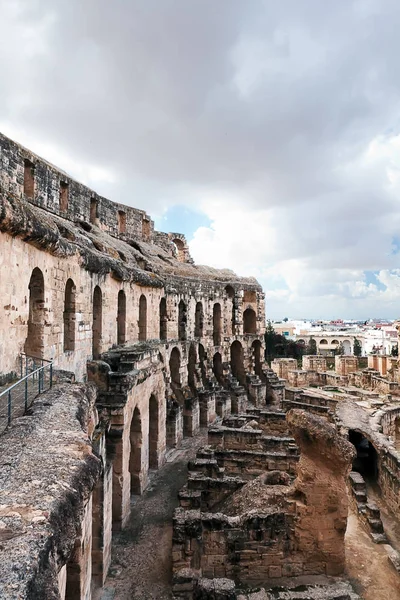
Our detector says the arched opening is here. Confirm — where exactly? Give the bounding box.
[172,238,185,262]
[25,267,45,358]
[178,300,187,341]
[252,340,262,377]
[243,308,257,334]
[92,286,102,359]
[349,430,379,482]
[169,347,181,387]
[332,340,339,345]
[213,352,223,384]
[117,290,126,345]
[231,340,245,385]
[213,303,222,346]
[320,339,328,345]
[195,302,204,338]
[225,285,235,335]
[199,344,207,386]
[129,407,143,495]
[188,343,197,393]
[90,198,98,224]
[159,297,167,340]
[139,294,147,341]
[149,395,159,470]
[63,278,76,352]
[342,340,352,355]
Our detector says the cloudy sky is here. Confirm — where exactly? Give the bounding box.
[2,0,400,320]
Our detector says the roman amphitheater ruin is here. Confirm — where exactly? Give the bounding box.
[1,132,400,599]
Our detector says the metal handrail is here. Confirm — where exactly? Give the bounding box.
[0,364,52,398]
[0,356,54,432]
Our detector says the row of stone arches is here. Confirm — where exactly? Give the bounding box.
[24,267,148,359]
[166,339,263,393]
[24,267,259,361]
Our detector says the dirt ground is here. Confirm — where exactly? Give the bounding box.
[345,509,400,600]
[97,431,207,600]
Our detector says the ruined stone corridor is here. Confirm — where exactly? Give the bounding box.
[97,431,208,600]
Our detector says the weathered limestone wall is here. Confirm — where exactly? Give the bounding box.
[271,358,297,380]
[335,356,358,375]
[0,383,103,600]
[302,355,327,373]
[173,411,354,586]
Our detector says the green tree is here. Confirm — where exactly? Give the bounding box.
[265,320,276,362]
[353,338,362,357]
[335,342,345,356]
[306,336,317,355]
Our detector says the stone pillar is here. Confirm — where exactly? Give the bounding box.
[183,396,200,437]
[167,402,183,448]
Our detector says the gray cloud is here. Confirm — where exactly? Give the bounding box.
[2,0,400,317]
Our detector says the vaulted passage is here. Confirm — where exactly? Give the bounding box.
[213,303,222,346]
[149,395,159,470]
[117,290,126,345]
[349,430,379,481]
[139,294,147,341]
[252,340,262,377]
[129,407,143,495]
[25,267,45,358]
[63,278,76,352]
[243,308,257,334]
[92,286,102,359]
[225,285,235,336]
[194,302,204,338]
[231,340,245,385]
[178,300,187,341]
[159,297,167,340]
[213,351,223,384]
[169,347,181,387]
[188,343,197,392]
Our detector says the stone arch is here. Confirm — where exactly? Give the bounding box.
[149,395,159,470]
[117,290,126,345]
[159,297,167,340]
[348,430,379,481]
[92,286,102,359]
[25,267,45,358]
[231,340,245,385]
[342,340,352,355]
[194,301,204,338]
[320,339,328,345]
[199,344,207,386]
[129,407,143,494]
[178,299,187,341]
[243,308,257,334]
[213,352,223,384]
[169,347,181,386]
[188,343,197,392]
[63,278,76,352]
[332,339,339,345]
[172,238,185,262]
[139,294,147,341]
[252,339,262,377]
[225,285,235,335]
[213,303,222,346]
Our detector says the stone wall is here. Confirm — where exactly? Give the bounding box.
[0,383,107,600]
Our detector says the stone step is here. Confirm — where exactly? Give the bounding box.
[367,517,384,533]
[349,471,366,491]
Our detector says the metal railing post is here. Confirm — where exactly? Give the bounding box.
[24,375,28,411]
[8,390,11,425]
[50,364,53,389]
